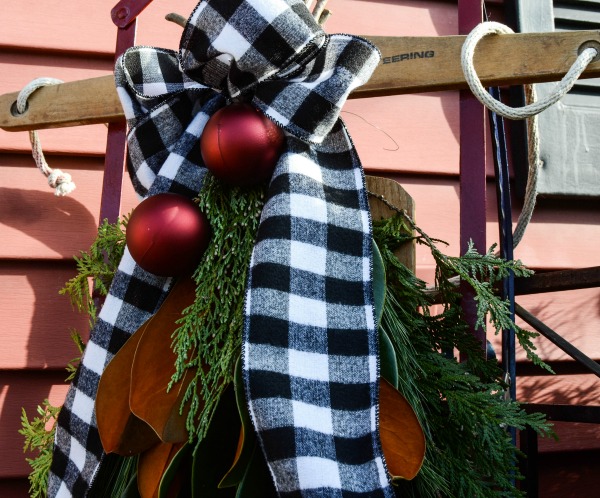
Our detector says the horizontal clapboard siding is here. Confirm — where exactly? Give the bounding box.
[0,1,598,497]
[0,0,197,493]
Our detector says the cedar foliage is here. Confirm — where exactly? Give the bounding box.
[21,191,555,497]
[59,217,128,328]
[373,212,555,497]
[19,217,126,498]
[169,175,266,449]
[19,401,61,498]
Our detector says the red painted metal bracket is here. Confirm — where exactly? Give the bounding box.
[111,0,156,29]
[101,1,156,224]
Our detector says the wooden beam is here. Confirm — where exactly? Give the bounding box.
[0,76,123,131]
[2,31,600,131]
[514,267,600,295]
[522,403,600,424]
[458,0,487,356]
[360,31,600,98]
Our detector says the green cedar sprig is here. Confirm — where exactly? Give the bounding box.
[20,218,126,498]
[372,200,550,372]
[19,401,61,498]
[65,329,86,382]
[169,174,266,449]
[373,213,555,497]
[59,216,128,328]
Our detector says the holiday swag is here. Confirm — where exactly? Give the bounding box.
[36,0,554,497]
[48,0,403,496]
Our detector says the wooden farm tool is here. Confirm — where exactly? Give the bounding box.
[1,31,600,132]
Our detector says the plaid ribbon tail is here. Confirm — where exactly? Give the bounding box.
[243,126,393,496]
[47,57,217,498]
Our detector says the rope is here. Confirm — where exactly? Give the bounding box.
[461,21,598,120]
[15,78,76,196]
[512,84,540,249]
[461,22,597,250]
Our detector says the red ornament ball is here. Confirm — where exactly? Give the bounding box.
[200,103,285,187]
[126,193,210,277]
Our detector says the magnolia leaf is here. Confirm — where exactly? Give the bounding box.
[96,322,160,456]
[218,356,257,488]
[130,276,198,443]
[191,385,240,497]
[138,442,186,498]
[379,378,426,481]
[157,442,192,498]
[372,239,386,325]
[234,443,277,498]
[379,329,399,389]
[374,238,399,388]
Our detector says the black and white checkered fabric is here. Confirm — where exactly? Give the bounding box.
[48,1,392,496]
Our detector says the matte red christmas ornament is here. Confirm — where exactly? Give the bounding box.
[126,193,210,277]
[200,102,285,186]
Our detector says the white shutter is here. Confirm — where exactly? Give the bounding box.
[516,0,600,197]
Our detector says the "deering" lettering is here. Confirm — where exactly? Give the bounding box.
[382,51,435,64]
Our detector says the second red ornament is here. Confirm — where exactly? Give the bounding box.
[126,193,211,277]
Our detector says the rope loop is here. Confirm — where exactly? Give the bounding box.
[461,21,598,120]
[16,77,77,196]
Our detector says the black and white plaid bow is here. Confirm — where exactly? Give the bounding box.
[49,1,393,496]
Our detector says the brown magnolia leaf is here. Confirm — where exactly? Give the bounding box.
[96,320,160,455]
[137,441,185,498]
[130,275,198,443]
[379,378,426,480]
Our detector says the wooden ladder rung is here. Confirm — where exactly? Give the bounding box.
[2,30,600,131]
[514,266,600,295]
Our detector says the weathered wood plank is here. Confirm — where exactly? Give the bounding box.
[515,267,600,295]
[536,449,600,498]
[488,287,600,363]
[3,31,600,131]
[343,91,470,176]
[516,303,600,378]
[0,261,90,369]
[0,0,198,55]
[384,176,600,272]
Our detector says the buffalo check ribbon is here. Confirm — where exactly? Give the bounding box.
[48,1,393,496]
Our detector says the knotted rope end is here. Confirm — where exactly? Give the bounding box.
[47,169,76,196]
[17,77,78,197]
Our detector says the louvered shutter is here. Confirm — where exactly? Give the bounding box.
[516,0,600,197]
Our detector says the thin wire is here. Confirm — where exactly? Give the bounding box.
[341,111,399,151]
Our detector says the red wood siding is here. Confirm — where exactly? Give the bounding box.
[0,0,197,492]
[1,0,598,496]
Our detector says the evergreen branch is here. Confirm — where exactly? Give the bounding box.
[21,218,127,496]
[19,401,61,498]
[373,213,555,497]
[170,175,266,448]
[65,329,86,382]
[59,217,127,328]
[381,209,550,372]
